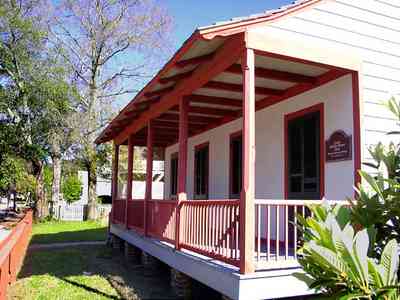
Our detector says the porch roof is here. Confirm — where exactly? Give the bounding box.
[95,0,359,146]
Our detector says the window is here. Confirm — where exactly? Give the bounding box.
[285,104,324,200]
[230,132,242,198]
[194,143,209,199]
[170,153,178,197]
[116,145,131,199]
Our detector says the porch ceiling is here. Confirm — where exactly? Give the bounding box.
[96,0,357,146]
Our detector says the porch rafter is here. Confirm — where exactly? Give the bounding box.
[114,33,245,145]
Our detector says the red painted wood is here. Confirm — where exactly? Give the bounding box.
[144,86,174,98]
[283,103,325,199]
[240,47,256,274]
[187,94,242,107]
[176,97,189,249]
[226,64,317,84]
[175,53,214,68]
[111,144,119,223]
[125,136,134,228]
[352,71,362,188]
[147,200,177,243]
[144,122,153,236]
[204,81,284,96]
[113,199,126,225]
[126,199,145,230]
[170,105,239,117]
[177,200,240,267]
[113,34,244,145]
[157,113,218,124]
[159,71,194,84]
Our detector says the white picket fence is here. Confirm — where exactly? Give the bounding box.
[54,204,85,221]
[53,203,112,222]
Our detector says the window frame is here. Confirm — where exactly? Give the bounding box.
[170,152,178,199]
[193,142,209,200]
[229,130,242,199]
[284,103,325,200]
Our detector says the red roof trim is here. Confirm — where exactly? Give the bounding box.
[96,0,326,144]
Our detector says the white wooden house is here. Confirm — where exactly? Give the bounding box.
[95,1,399,299]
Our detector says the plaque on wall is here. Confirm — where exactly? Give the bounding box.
[326,130,352,162]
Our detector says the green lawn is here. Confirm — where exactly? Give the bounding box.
[9,246,120,300]
[31,220,107,244]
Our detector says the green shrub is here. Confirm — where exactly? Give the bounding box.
[297,202,399,299]
[61,174,82,203]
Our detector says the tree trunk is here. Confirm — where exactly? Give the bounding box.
[34,161,48,219]
[51,155,61,215]
[87,155,97,220]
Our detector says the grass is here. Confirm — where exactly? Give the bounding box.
[8,246,120,300]
[31,220,107,244]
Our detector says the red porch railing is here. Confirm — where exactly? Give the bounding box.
[0,210,32,300]
[126,200,144,232]
[147,200,176,243]
[254,199,343,267]
[178,200,240,267]
[113,199,126,225]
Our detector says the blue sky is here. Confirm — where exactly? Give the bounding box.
[164,0,293,45]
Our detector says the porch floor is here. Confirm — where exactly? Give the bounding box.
[110,223,312,300]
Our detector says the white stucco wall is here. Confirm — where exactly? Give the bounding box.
[164,75,354,201]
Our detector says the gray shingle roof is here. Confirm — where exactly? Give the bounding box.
[198,0,309,30]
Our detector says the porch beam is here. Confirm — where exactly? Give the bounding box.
[170,105,239,117]
[240,47,255,274]
[156,113,218,124]
[175,53,214,68]
[144,121,153,236]
[111,143,119,223]
[144,86,174,98]
[203,81,285,96]
[186,95,242,107]
[159,71,194,84]
[225,64,317,84]
[176,97,189,249]
[125,135,134,228]
[115,33,244,145]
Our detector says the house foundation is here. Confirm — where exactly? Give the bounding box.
[170,268,192,299]
[124,241,141,264]
[112,234,123,251]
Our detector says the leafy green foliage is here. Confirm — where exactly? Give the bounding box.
[61,174,82,204]
[351,97,400,257]
[0,154,37,201]
[297,202,400,299]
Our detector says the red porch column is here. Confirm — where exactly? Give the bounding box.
[175,97,189,249]
[240,47,255,274]
[144,122,153,236]
[125,135,134,229]
[111,143,120,223]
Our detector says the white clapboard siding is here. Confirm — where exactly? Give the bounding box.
[269,0,400,162]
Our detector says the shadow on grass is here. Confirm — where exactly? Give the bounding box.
[15,245,179,300]
[30,227,107,245]
[62,277,119,300]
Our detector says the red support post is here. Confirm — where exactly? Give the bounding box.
[175,97,189,249]
[144,122,153,236]
[111,143,120,223]
[125,135,134,228]
[240,47,255,274]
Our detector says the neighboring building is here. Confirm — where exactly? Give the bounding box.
[95,1,399,299]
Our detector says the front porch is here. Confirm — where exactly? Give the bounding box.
[97,25,361,299]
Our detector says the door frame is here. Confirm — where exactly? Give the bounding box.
[284,103,325,199]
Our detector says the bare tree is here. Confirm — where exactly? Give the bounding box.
[51,0,172,219]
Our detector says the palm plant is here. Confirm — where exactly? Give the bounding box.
[297,202,400,299]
